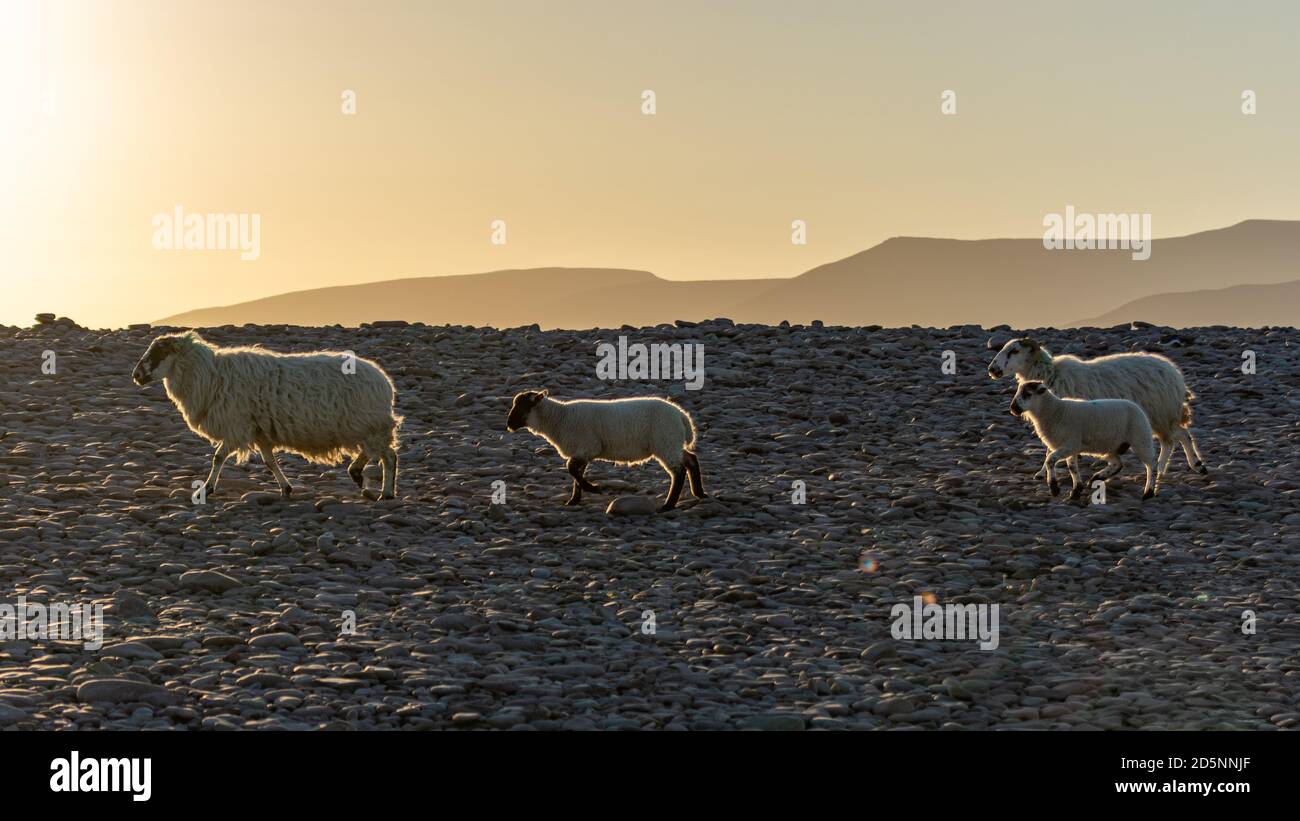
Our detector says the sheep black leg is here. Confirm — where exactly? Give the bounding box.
[659,465,686,512]
[570,457,601,492]
[565,478,583,506]
[348,453,367,489]
[684,451,706,498]
[1067,457,1085,500]
[1104,455,1124,482]
[1044,448,1066,496]
[1086,455,1122,487]
[565,457,599,495]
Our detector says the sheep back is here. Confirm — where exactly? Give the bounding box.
[1039,352,1187,437]
[1036,397,1154,458]
[180,346,401,464]
[536,396,695,466]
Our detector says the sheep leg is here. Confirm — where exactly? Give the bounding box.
[659,463,686,512]
[1037,452,1055,491]
[1032,454,1069,479]
[1175,428,1207,474]
[201,443,231,497]
[348,453,367,489]
[1043,448,1068,496]
[379,447,397,500]
[258,443,293,498]
[1086,454,1122,485]
[566,457,600,492]
[564,476,583,506]
[684,451,707,498]
[1155,435,1174,479]
[1066,456,1084,500]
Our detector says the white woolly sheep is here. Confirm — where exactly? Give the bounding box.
[1010,380,1157,501]
[989,337,1204,479]
[132,331,402,500]
[506,390,705,511]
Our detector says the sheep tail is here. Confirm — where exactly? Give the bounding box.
[683,412,698,453]
[1180,387,1195,428]
[389,413,405,449]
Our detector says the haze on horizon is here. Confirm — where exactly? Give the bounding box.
[3,0,1299,329]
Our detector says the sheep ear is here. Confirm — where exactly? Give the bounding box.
[1022,338,1040,351]
[537,389,549,399]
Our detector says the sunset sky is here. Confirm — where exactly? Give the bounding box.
[2,0,1298,328]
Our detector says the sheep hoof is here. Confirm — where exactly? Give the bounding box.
[1070,486,1083,501]
[657,503,676,513]
[1142,488,1155,500]
[349,471,364,488]
[202,483,216,498]
[1198,464,1208,475]
[564,498,581,507]
[1049,479,1060,496]
[280,486,293,499]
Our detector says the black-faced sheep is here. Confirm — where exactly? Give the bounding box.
[506,390,705,511]
[989,338,1205,479]
[132,331,402,500]
[1010,380,1157,500]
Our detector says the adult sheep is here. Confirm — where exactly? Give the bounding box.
[988,337,1205,479]
[132,331,402,500]
[506,389,705,511]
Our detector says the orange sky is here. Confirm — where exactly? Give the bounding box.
[3,0,1298,327]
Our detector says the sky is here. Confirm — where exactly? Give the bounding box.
[2,0,1298,328]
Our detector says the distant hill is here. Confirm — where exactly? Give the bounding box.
[1074,279,1300,328]
[157,268,780,330]
[155,220,1300,329]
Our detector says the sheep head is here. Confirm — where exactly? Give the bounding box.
[988,337,1042,380]
[133,331,205,386]
[506,389,548,432]
[1010,380,1048,416]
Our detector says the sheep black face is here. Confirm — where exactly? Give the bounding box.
[133,335,181,386]
[1010,380,1047,416]
[506,389,548,432]
[989,338,1040,380]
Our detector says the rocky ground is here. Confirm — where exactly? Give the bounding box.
[0,317,1296,730]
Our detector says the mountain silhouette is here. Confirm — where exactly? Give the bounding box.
[1074,279,1300,328]
[155,220,1300,329]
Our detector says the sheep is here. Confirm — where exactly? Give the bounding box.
[132,331,402,500]
[505,389,705,511]
[988,337,1205,479]
[1010,380,1157,501]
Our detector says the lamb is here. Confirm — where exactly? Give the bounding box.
[132,331,402,500]
[505,390,705,511]
[988,337,1205,479]
[1010,380,1157,501]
